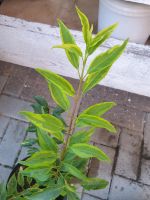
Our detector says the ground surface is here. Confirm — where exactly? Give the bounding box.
[0,0,99,33]
[0,61,150,199]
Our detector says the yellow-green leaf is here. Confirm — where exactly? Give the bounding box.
[81,102,116,116]
[76,7,91,46]
[70,128,95,145]
[37,128,58,152]
[36,68,75,96]
[62,162,87,181]
[88,23,118,55]
[83,66,111,93]
[19,150,57,168]
[20,111,64,141]
[88,39,128,74]
[58,20,79,68]
[70,143,110,162]
[49,83,70,110]
[21,167,50,182]
[26,185,64,200]
[76,114,116,133]
[53,44,82,57]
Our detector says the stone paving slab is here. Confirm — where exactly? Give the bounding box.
[143,113,150,158]
[115,129,143,180]
[0,119,27,167]
[0,75,7,93]
[91,127,120,148]
[0,115,9,138]
[0,165,12,183]
[139,159,150,186]
[87,144,116,200]
[0,95,31,121]
[82,193,101,200]
[0,61,14,76]
[109,175,150,200]
[104,105,145,132]
[3,65,31,97]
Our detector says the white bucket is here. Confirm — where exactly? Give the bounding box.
[98,0,150,44]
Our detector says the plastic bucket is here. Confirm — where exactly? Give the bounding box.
[98,0,150,44]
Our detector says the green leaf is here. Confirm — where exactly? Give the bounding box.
[48,83,70,111]
[53,44,82,57]
[34,96,49,108]
[62,162,87,181]
[70,128,95,145]
[26,185,64,200]
[88,39,128,74]
[21,138,37,148]
[20,111,64,141]
[21,167,50,182]
[76,7,91,46]
[33,96,49,114]
[67,191,80,200]
[70,143,110,161]
[36,68,75,96]
[81,102,116,116]
[88,23,118,55]
[18,171,24,188]
[7,174,17,196]
[76,114,116,133]
[58,20,79,68]
[19,150,57,168]
[31,103,43,114]
[82,178,109,190]
[83,66,111,93]
[37,128,58,152]
[0,183,7,200]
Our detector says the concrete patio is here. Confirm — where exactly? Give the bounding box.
[0,60,150,200]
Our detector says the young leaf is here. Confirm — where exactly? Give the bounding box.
[19,150,57,168]
[62,162,87,181]
[81,178,108,190]
[36,68,75,96]
[20,111,64,141]
[88,23,118,55]
[7,174,17,196]
[80,102,116,116]
[70,143,110,162]
[37,128,58,152]
[70,128,95,145]
[76,7,91,46]
[21,167,50,182]
[53,44,82,57]
[48,83,70,111]
[87,39,128,74]
[26,185,64,200]
[58,20,80,69]
[83,66,111,93]
[76,114,116,133]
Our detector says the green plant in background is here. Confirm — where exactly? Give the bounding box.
[0,7,128,200]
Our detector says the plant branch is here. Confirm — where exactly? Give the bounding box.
[61,55,88,160]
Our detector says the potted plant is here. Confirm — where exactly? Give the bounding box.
[0,7,128,200]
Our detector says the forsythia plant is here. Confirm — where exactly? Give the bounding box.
[0,7,128,200]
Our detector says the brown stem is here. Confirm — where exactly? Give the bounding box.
[60,55,88,160]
